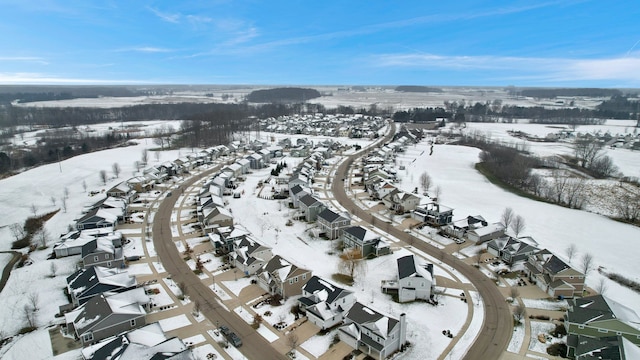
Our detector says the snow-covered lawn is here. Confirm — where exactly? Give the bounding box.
[301,329,339,358]
[257,325,279,342]
[528,321,560,353]
[222,277,252,297]
[522,298,568,311]
[159,314,193,332]
[126,262,153,275]
[507,323,526,353]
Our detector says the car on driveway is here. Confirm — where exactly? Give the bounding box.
[219,325,242,347]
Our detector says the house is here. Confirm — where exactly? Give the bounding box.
[317,208,351,240]
[486,236,539,265]
[466,223,506,244]
[257,255,312,299]
[81,322,194,360]
[233,237,273,276]
[209,225,251,254]
[237,158,251,174]
[84,197,127,222]
[443,215,488,239]
[200,205,233,230]
[298,194,327,222]
[106,182,137,203]
[54,230,122,258]
[381,190,421,214]
[289,184,309,208]
[76,208,119,231]
[564,295,640,354]
[338,302,407,360]
[412,202,453,226]
[381,255,435,303]
[288,173,310,191]
[66,266,137,306]
[127,176,155,193]
[65,288,149,345]
[247,153,264,169]
[341,226,391,258]
[566,334,640,360]
[298,276,356,330]
[81,238,125,269]
[525,250,584,298]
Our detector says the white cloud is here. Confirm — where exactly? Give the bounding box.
[0,56,49,65]
[373,53,640,83]
[148,7,180,23]
[116,46,173,53]
[0,72,150,85]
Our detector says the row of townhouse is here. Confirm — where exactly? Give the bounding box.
[262,113,386,139]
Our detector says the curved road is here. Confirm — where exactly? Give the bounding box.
[331,122,512,360]
[152,168,286,360]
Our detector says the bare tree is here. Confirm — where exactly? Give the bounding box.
[615,192,640,223]
[513,304,526,324]
[50,262,57,278]
[192,300,201,316]
[50,196,56,206]
[581,253,595,275]
[433,185,442,201]
[501,207,514,229]
[112,162,121,178]
[9,223,25,242]
[64,186,69,199]
[590,155,618,177]
[23,304,36,328]
[509,286,520,299]
[565,244,577,262]
[510,215,526,238]
[177,281,187,300]
[565,178,586,209]
[154,150,161,162]
[338,248,366,282]
[527,174,544,197]
[27,292,39,312]
[99,170,107,185]
[61,196,67,213]
[30,203,38,216]
[35,228,49,248]
[574,138,603,168]
[82,180,87,193]
[141,149,149,165]
[550,171,570,204]
[419,171,432,195]
[595,277,608,295]
[287,333,299,354]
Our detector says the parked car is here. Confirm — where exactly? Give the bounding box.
[219,325,242,347]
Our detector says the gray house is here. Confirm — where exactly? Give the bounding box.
[381,255,434,303]
[338,302,407,360]
[65,288,149,345]
[342,226,391,258]
[298,276,356,330]
[317,209,351,240]
[298,194,327,222]
[66,266,136,306]
[81,238,125,269]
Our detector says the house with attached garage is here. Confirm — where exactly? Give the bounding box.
[564,294,640,357]
[381,189,421,214]
[106,181,138,203]
[200,205,233,230]
[80,322,194,360]
[66,266,137,306]
[490,236,540,265]
[81,238,124,269]
[466,222,506,244]
[443,215,488,240]
[298,194,327,222]
[381,254,435,303]
[317,208,351,240]
[338,302,407,360]
[412,201,453,227]
[53,229,122,258]
[65,287,149,345]
[298,275,356,330]
[341,226,391,258]
[525,249,584,298]
[233,237,273,276]
[288,184,309,209]
[76,208,119,231]
[257,255,312,299]
[83,197,127,222]
[565,334,640,360]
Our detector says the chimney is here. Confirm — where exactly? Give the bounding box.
[399,313,407,347]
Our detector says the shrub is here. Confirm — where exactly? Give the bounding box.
[551,324,567,337]
[546,343,567,357]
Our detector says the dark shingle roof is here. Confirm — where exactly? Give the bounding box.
[302,275,351,304]
[299,194,321,207]
[343,226,366,241]
[397,255,417,279]
[318,208,344,223]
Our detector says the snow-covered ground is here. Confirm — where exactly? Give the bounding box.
[0,120,639,359]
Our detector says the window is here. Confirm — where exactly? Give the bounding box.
[302,274,307,280]
[570,276,574,279]
[294,277,299,283]
[598,329,608,333]
[289,279,294,285]
[93,256,99,262]
[616,331,622,335]
[107,261,112,267]
[105,254,109,259]
[578,325,584,329]
[83,332,93,342]
[130,319,136,327]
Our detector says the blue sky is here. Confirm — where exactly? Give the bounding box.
[1,0,639,87]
